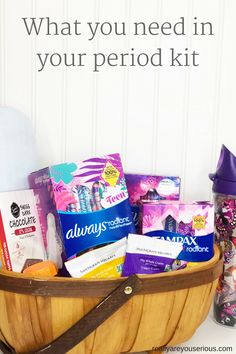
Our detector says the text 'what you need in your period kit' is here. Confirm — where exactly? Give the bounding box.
[21,16,215,72]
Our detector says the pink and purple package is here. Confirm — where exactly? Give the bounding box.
[29,154,135,260]
[125,174,181,230]
[142,201,214,262]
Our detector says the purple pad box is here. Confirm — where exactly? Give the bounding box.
[142,201,214,262]
[125,174,181,230]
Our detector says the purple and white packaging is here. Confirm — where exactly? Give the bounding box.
[122,234,183,277]
[125,174,181,231]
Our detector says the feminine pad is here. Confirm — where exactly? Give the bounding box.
[122,233,183,276]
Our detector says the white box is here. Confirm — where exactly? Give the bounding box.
[0,189,46,272]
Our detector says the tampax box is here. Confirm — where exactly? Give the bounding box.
[29,153,135,259]
[125,174,181,230]
[0,190,46,272]
[142,201,214,261]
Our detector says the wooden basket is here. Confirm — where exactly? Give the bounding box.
[0,245,223,354]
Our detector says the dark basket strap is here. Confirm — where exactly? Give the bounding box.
[0,275,142,354]
[0,248,223,297]
[0,337,15,354]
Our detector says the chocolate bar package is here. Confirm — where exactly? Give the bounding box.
[0,190,46,272]
[29,154,135,259]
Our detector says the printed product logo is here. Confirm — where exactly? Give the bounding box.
[58,199,135,258]
[9,203,36,230]
[192,215,206,229]
[155,235,200,247]
[11,202,20,218]
[145,230,214,261]
[102,162,120,186]
[157,178,176,196]
[101,185,128,208]
[65,216,132,239]
[131,205,140,228]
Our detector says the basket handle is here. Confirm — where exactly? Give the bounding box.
[0,335,15,354]
[0,274,142,354]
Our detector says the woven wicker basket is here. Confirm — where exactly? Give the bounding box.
[0,245,223,354]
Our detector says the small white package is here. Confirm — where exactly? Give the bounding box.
[65,237,127,278]
[0,189,46,272]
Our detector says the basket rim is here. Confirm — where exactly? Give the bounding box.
[0,245,223,297]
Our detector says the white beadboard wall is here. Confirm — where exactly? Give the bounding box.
[0,0,236,201]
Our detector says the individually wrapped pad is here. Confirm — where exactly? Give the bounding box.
[122,234,183,276]
[65,237,127,278]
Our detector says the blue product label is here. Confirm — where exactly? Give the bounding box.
[131,205,140,230]
[144,230,214,262]
[58,199,135,258]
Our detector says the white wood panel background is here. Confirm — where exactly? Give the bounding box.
[1,0,236,202]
